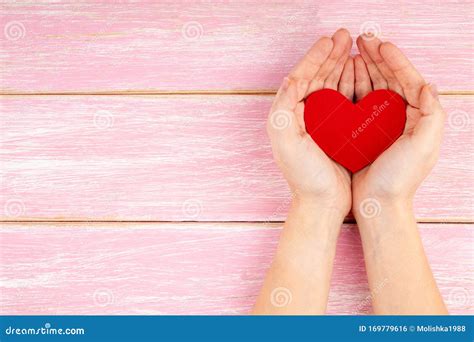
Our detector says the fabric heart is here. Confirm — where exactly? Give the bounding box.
[304,89,407,172]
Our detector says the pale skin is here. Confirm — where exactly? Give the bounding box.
[253,29,448,315]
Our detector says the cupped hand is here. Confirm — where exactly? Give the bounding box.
[352,36,446,209]
[267,29,353,218]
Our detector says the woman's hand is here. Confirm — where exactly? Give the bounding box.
[267,29,353,219]
[352,36,446,213]
[349,36,448,314]
[254,29,355,314]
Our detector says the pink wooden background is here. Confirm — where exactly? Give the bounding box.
[0,1,473,315]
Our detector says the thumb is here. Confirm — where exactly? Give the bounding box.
[412,83,446,148]
[419,83,438,115]
[272,77,308,112]
[268,78,307,133]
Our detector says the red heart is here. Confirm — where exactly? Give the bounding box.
[304,89,407,172]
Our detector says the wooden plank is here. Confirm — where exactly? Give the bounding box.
[0,222,472,315]
[1,1,473,93]
[1,95,472,221]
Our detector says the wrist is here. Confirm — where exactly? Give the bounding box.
[276,196,343,273]
[285,195,345,242]
[353,195,415,228]
[292,193,349,223]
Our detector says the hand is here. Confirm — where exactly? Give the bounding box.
[352,36,446,212]
[267,29,353,218]
[256,30,355,313]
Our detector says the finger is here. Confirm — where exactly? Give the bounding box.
[268,77,308,135]
[338,57,354,100]
[307,28,352,94]
[359,37,404,97]
[412,84,445,147]
[289,36,333,81]
[323,54,348,90]
[379,42,425,108]
[272,77,307,112]
[356,36,387,90]
[354,54,372,100]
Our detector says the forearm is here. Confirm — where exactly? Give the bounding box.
[252,197,344,314]
[354,198,447,314]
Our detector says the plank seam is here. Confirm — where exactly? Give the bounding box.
[0,219,472,224]
[0,221,472,228]
[1,91,473,96]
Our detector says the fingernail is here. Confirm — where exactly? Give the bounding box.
[429,83,438,99]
